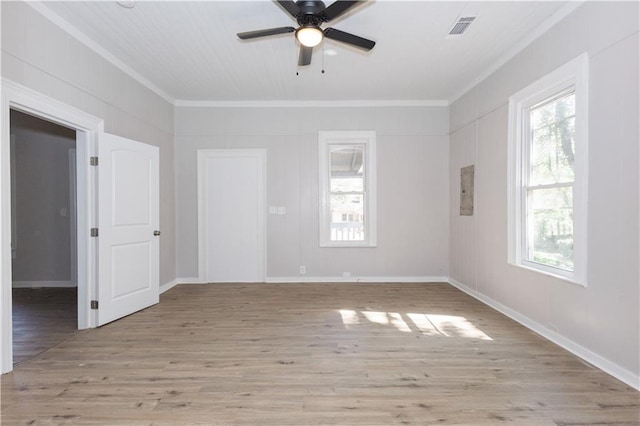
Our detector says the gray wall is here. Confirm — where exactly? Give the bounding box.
[11,111,75,284]
[449,2,639,379]
[1,1,176,286]
[175,106,450,280]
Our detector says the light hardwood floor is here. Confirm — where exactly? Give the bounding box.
[1,283,638,425]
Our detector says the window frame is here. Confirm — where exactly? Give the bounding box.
[507,53,589,286]
[319,131,377,248]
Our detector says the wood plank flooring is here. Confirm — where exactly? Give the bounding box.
[1,283,638,425]
[12,288,79,365]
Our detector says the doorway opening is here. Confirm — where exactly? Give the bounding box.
[2,80,102,374]
[9,110,79,365]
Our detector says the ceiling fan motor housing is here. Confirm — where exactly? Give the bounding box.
[295,1,327,23]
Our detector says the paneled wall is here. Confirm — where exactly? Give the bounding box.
[1,1,176,285]
[175,105,450,281]
[449,2,639,384]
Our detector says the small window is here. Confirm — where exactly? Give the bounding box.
[319,131,377,247]
[508,53,588,285]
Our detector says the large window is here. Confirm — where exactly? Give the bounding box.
[319,131,376,247]
[508,53,588,285]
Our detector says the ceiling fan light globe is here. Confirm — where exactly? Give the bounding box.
[296,26,323,47]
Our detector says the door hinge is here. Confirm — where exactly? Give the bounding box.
[90,156,98,166]
[90,228,99,237]
[91,300,99,310]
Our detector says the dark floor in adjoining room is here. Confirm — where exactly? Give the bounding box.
[12,287,78,365]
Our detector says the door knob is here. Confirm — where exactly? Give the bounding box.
[153,230,161,236]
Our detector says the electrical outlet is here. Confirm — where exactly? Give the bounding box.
[299,265,306,275]
[343,271,351,278]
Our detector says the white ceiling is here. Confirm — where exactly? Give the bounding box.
[36,1,574,104]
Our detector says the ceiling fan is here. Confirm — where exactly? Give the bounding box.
[237,0,375,66]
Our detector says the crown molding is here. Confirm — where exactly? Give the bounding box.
[449,1,585,105]
[174,99,449,108]
[27,1,175,105]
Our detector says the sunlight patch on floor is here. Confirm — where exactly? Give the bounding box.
[338,309,492,340]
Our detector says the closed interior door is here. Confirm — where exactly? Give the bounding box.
[198,150,266,283]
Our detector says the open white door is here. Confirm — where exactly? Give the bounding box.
[98,134,159,326]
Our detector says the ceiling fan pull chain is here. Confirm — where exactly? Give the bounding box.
[296,54,301,76]
[321,44,326,74]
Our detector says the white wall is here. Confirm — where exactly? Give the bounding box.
[449,2,639,386]
[11,111,76,285]
[175,105,450,281]
[1,1,176,285]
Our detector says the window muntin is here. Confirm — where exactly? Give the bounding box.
[319,131,376,247]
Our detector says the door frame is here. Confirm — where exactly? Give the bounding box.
[1,79,103,374]
[197,149,267,283]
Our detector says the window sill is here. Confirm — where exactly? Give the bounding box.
[509,261,587,288]
[320,242,377,248]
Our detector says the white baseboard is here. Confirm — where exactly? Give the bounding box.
[159,279,179,294]
[12,280,76,288]
[175,276,448,285]
[176,277,207,284]
[265,276,448,283]
[447,277,640,391]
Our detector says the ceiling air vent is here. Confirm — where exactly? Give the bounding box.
[448,16,476,37]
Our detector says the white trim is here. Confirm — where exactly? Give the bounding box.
[266,276,447,284]
[318,131,377,248]
[197,149,267,283]
[174,277,447,285]
[174,100,449,108]
[69,148,77,287]
[12,281,76,288]
[1,78,103,374]
[27,2,174,105]
[9,135,16,256]
[175,277,206,285]
[447,278,639,391]
[159,279,179,294]
[507,53,589,287]
[449,2,585,104]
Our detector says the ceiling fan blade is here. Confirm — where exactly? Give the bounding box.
[298,46,313,66]
[237,27,295,40]
[276,0,301,18]
[324,27,375,50]
[321,1,364,22]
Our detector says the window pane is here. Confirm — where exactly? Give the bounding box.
[330,193,364,241]
[529,92,575,185]
[526,186,574,271]
[330,145,364,192]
